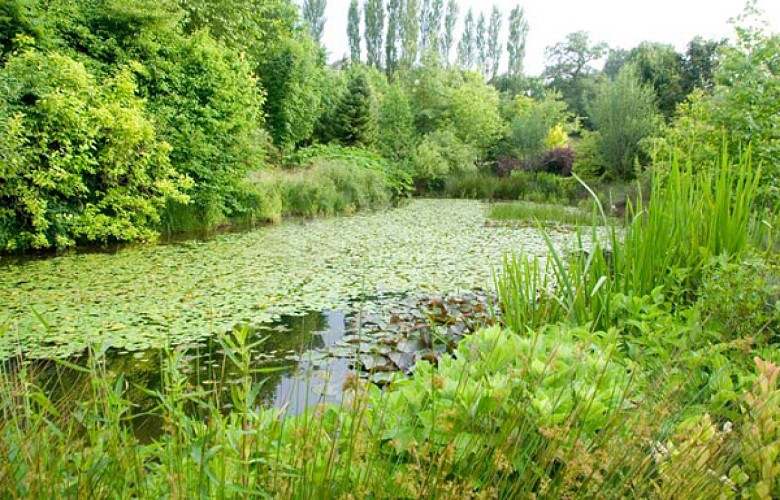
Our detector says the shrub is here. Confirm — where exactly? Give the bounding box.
[411,130,477,191]
[493,155,524,177]
[139,31,265,231]
[540,147,575,176]
[507,92,575,164]
[0,50,189,251]
[699,255,780,344]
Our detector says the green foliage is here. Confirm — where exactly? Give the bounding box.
[446,75,504,155]
[377,82,416,161]
[587,65,657,179]
[364,0,384,68]
[659,13,780,206]
[507,92,574,162]
[258,34,323,151]
[506,6,528,77]
[488,202,593,225]
[411,130,477,189]
[699,255,779,344]
[456,8,475,69]
[275,161,391,217]
[139,31,265,230]
[302,0,326,43]
[0,50,188,251]
[544,31,608,120]
[347,0,360,63]
[330,72,378,147]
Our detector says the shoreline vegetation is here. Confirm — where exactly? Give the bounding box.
[1,0,779,497]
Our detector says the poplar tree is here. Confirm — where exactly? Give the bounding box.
[426,0,444,55]
[365,0,385,68]
[440,0,458,65]
[302,0,327,43]
[476,12,487,75]
[401,0,419,67]
[386,0,402,74]
[348,0,361,63]
[457,9,475,70]
[419,0,431,52]
[487,6,502,79]
[507,5,529,76]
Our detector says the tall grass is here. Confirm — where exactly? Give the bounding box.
[497,150,761,332]
[488,201,597,225]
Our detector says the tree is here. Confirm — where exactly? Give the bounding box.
[663,10,780,205]
[487,6,502,80]
[401,0,419,67]
[302,0,327,43]
[332,73,377,146]
[378,82,415,159]
[457,9,475,70]
[683,36,725,92]
[447,76,505,155]
[419,0,431,52]
[476,12,487,75]
[258,35,324,150]
[587,65,657,179]
[364,0,384,68]
[544,31,608,119]
[348,0,361,63]
[440,0,458,65]
[506,5,529,77]
[425,0,444,55]
[385,0,402,74]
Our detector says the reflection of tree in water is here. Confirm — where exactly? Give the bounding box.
[11,310,330,442]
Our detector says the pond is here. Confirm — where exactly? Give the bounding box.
[0,199,589,425]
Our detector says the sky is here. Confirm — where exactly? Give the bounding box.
[301,0,780,75]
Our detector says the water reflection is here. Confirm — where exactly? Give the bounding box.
[14,309,350,442]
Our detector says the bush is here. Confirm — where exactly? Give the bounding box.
[285,144,412,198]
[540,147,575,176]
[699,255,780,344]
[506,92,575,165]
[139,31,265,231]
[0,50,189,251]
[411,130,478,191]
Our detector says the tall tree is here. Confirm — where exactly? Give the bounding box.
[386,0,402,74]
[364,0,385,68]
[419,0,431,52]
[544,31,607,118]
[440,0,458,64]
[348,0,361,63]
[683,36,725,91]
[426,0,444,55]
[487,6,502,79]
[302,0,327,43]
[476,12,487,75]
[457,8,475,70]
[507,5,529,77]
[401,0,419,67]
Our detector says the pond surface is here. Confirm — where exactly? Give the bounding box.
[0,199,579,360]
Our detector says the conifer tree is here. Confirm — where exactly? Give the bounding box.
[333,73,377,146]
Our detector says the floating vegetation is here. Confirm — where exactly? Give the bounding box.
[0,200,591,359]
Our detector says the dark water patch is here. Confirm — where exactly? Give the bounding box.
[3,291,496,442]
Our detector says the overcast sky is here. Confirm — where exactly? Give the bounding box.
[300,0,780,75]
